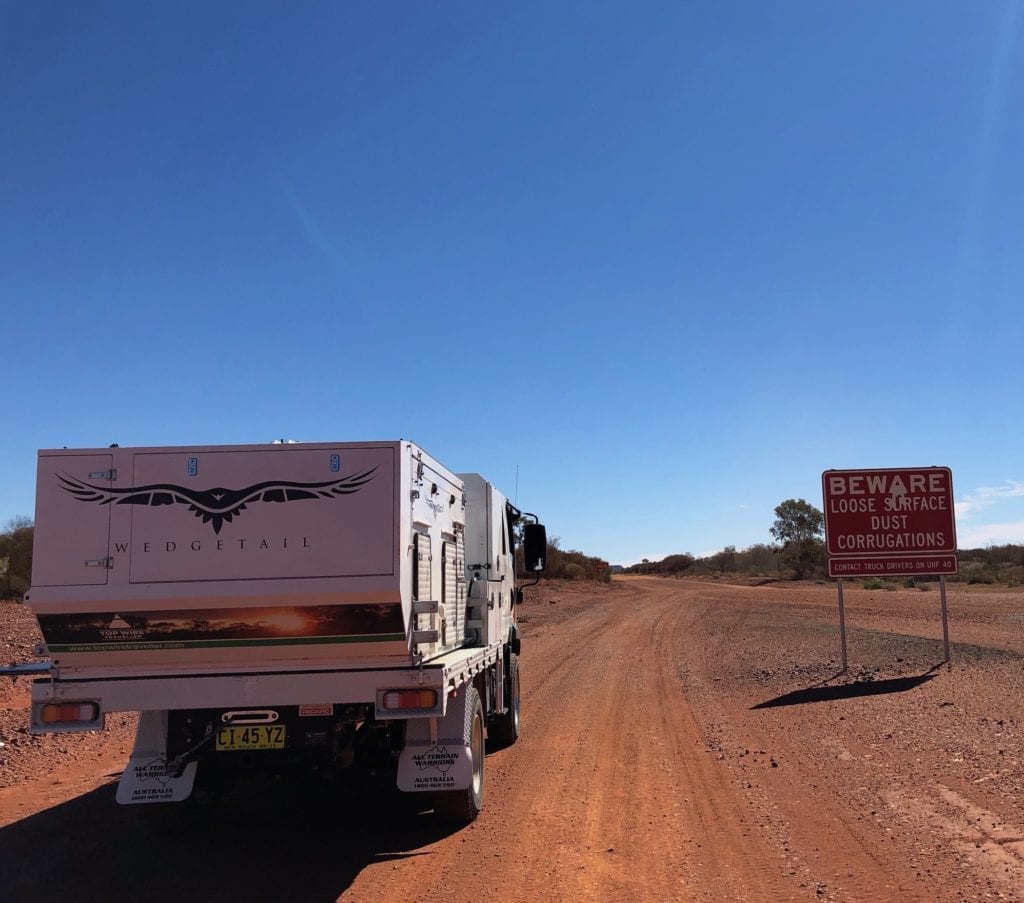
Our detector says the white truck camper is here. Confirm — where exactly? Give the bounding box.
[10,440,547,823]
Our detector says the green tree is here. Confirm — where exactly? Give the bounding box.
[769,499,823,579]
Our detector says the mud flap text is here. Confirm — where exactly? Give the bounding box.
[397,743,473,792]
[115,756,197,805]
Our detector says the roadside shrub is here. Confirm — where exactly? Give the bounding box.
[624,543,1024,585]
[707,546,737,573]
[999,565,1024,585]
[523,537,611,583]
[0,518,33,599]
[624,554,695,576]
[623,544,785,578]
[562,562,586,580]
[956,546,1024,584]
[661,554,696,573]
[736,544,782,575]
[5,573,29,597]
[862,578,886,590]
[960,561,997,585]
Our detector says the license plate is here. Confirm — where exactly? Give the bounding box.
[215,724,286,751]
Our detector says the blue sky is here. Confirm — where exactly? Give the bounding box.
[3,1,1023,565]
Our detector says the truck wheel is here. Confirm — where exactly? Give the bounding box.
[433,686,485,823]
[488,652,520,749]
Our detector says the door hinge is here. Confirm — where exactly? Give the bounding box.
[412,600,439,615]
[84,557,114,569]
[88,469,117,480]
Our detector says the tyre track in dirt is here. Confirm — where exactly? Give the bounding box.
[638,594,788,901]
[347,578,795,902]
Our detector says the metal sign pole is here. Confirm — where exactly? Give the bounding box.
[837,577,848,672]
[940,575,951,664]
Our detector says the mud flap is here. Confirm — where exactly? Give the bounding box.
[115,710,197,805]
[396,684,475,793]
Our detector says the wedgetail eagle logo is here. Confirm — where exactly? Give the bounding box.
[57,468,378,534]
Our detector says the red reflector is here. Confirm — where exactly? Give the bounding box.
[40,702,98,724]
[382,689,438,710]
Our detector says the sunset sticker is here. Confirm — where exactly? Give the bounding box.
[39,604,405,652]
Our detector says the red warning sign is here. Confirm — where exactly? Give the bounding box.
[822,467,957,577]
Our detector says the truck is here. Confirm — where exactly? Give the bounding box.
[11,439,546,823]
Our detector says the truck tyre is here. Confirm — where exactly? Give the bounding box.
[433,685,485,823]
[488,652,520,749]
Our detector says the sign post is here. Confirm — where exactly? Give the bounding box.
[837,578,848,671]
[822,467,957,665]
[940,576,950,663]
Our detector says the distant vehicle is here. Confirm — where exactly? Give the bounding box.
[10,440,546,822]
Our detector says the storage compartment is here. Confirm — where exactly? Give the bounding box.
[27,441,475,675]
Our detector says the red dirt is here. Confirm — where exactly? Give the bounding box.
[1,576,1022,901]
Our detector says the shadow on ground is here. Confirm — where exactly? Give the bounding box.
[0,775,458,901]
[751,666,942,710]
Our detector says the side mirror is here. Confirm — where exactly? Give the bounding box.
[523,523,547,573]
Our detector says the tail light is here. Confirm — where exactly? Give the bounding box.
[382,689,438,711]
[35,701,102,731]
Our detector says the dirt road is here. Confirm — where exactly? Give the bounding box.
[2,577,1023,901]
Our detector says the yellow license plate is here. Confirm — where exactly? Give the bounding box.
[215,724,286,751]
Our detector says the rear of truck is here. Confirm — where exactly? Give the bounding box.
[25,440,526,817]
